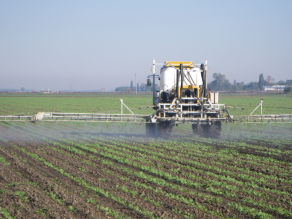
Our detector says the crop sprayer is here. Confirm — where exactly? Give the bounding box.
[1,60,291,138]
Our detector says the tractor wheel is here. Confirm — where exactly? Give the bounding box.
[192,124,204,137]
[146,123,157,137]
[158,121,173,139]
[207,121,221,139]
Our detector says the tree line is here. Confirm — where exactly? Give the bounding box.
[115,81,159,92]
[207,73,291,91]
[115,74,292,92]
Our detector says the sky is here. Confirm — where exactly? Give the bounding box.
[1,0,292,91]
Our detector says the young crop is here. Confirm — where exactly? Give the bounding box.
[15,146,162,219]
[14,191,29,202]
[87,198,96,204]
[0,189,7,194]
[65,139,291,205]
[2,117,292,219]
[34,208,49,217]
[97,204,130,219]
[46,142,222,217]
[0,207,15,219]
[227,202,273,219]
[97,140,291,198]
[51,139,292,218]
[0,156,10,166]
[46,192,65,205]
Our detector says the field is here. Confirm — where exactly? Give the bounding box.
[0,92,292,116]
[0,92,291,219]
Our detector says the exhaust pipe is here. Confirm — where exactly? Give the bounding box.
[180,64,184,102]
[200,63,207,98]
[176,69,179,98]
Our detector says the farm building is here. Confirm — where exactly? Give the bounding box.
[263,85,286,91]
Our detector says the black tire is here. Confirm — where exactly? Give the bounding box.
[146,123,157,137]
[158,121,173,139]
[207,121,221,139]
[192,124,204,137]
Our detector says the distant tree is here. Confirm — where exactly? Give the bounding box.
[115,86,128,92]
[208,73,232,91]
[232,81,245,91]
[232,80,238,91]
[277,80,286,85]
[284,87,292,93]
[237,82,245,90]
[140,83,150,91]
[116,83,154,92]
[140,83,145,91]
[286,80,292,85]
[130,81,133,91]
[259,73,264,90]
[243,82,259,90]
[213,73,225,91]
[20,87,25,92]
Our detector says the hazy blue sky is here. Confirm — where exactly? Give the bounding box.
[1,0,291,91]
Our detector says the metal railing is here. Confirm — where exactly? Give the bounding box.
[41,113,147,123]
[237,114,292,123]
[1,113,291,123]
[0,115,32,121]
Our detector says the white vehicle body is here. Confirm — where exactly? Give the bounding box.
[160,65,203,93]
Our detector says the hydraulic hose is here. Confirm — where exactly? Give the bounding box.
[180,64,183,102]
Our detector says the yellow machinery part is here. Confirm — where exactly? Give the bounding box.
[165,61,193,69]
[176,85,200,103]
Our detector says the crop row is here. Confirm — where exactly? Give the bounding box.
[46,143,226,217]
[48,141,277,219]
[51,139,287,218]
[97,137,291,184]
[1,122,291,218]
[1,123,290,217]
[96,134,291,177]
[82,137,292,199]
[13,145,160,219]
[0,143,131,219]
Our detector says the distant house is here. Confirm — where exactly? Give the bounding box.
[263,85,285,91]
